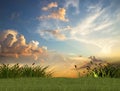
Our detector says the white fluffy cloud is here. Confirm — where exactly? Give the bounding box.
[0,30,46,59]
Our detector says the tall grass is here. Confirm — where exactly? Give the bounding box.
[0,64,52,78]
[86,62,120,78]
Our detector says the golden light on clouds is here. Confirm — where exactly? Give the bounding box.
[0,30,47,59]
[42,2,58,11]
[38,2,69,22]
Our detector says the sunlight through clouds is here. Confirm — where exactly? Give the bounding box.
[37,0,120,56]
[65,3,120,55]
[0,0,120,78]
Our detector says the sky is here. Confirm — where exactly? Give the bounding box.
[0,0,120,77]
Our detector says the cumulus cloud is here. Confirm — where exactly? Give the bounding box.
[42,2,58,11]
[39,8,69,22]
[0,30,46,59]
[39,29,66,40]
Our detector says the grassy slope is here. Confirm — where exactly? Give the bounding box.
[0,77,119,91]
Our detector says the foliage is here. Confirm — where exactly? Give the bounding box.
[86,62,120,78]
[0,64,52,78]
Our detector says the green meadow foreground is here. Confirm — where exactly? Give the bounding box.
[0,77,119,91]
[0,62,119,91]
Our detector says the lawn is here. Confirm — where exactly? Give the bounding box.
[0,77,119,91]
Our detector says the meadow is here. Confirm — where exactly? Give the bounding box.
[0,61,119,91]
[0,77,119,91]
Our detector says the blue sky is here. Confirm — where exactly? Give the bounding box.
[0,0,120,57]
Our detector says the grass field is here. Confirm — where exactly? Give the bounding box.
[0,62,119,91]
[0,77,119,91]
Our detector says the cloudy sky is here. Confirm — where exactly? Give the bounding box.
[0,0,120,77]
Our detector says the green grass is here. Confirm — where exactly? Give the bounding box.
[0,62,119,91]
[0,64,52,78]
[0,77,119,91]
[89,63,120,78]
[85,61,120,78]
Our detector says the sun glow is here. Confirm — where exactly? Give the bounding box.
[101,48,111,54]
